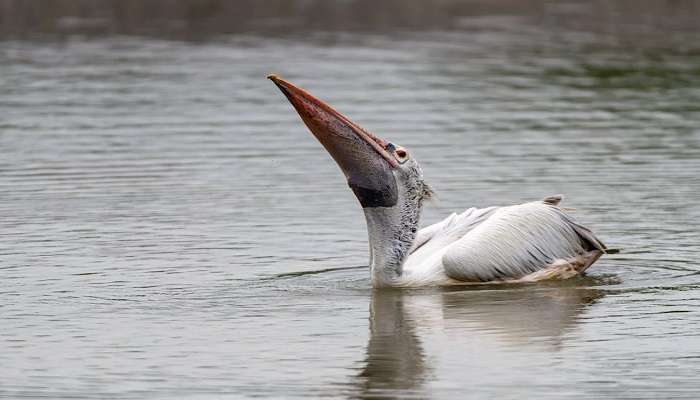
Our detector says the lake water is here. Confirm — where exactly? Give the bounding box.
[2,13,700,400]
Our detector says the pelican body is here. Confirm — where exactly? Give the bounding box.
[269,75,608,288]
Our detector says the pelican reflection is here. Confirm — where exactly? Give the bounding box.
[354,284,605,399]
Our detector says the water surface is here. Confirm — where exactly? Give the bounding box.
[2,13,700,399]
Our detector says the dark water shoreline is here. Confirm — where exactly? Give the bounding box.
[2,0,700,50]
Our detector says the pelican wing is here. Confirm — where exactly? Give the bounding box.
[440,199,606,282]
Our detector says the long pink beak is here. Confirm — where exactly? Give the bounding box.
[269,75,398,208]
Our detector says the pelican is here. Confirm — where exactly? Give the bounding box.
[268,75,609,288]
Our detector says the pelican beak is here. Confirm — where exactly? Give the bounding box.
[268,75,398,208]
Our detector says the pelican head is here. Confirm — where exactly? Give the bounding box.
[269,75,432,286]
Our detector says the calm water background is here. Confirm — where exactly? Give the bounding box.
[2,2,700,399]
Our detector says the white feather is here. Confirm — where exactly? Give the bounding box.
[393,200,605,287]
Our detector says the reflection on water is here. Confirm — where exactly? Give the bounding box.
[2,1,700,399]
[439,285,604,347]
[357,285,603,399]
[358,291,428,399]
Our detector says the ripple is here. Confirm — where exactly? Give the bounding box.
[2,17,700,400]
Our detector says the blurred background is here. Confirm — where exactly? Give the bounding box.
[2,1,700,399]
[2,0,700,41]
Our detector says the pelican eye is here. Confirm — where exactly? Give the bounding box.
[394,147,408,163]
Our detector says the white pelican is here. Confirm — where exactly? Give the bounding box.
[269,75,609,288]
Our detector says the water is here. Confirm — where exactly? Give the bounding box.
[2,13,700,400]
